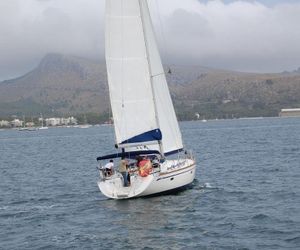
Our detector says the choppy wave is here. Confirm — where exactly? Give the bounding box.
[1,117,300,249]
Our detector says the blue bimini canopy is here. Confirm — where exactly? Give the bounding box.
[97,150,161,161]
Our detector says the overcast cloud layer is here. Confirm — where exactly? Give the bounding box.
[0,0,300,80]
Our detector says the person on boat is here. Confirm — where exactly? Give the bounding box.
[152,157,160,168]
[119,158,128,187]
[137,156,152,177]
[136,155,143,167]
[104,159,114,177]
[126,163,131,186]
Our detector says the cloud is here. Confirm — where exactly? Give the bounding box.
[0,0,300,80]
[150,0,300,72]
[0,0,105,80]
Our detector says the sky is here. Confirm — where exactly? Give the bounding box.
[0,0,300,80]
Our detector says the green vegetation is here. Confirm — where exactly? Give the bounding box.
[75,111,111,125]
[175,101,279,120]
[0,99,54,117]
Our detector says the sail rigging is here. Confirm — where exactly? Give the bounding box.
[105,0,183,156]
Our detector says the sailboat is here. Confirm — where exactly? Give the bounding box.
[19,115,37,131]
[97,0,196,199]
[38,113,48,130]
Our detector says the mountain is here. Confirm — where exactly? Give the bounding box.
[0,53,300,120]
[0,53,108,116]
[171,68,300,119]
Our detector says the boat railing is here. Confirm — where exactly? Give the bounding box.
[98,154,162,181]
[97,165,118,180]
[183,150,195,161]
[97,166,107,180]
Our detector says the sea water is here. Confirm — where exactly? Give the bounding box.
[0,117,299,249]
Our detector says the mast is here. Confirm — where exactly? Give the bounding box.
[138,0,184,155]
[40,113,43,127]
[138,0,164,155]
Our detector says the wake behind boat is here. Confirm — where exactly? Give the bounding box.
[96,0,196,199]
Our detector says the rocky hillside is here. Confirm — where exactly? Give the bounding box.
[0,53,300,120]
[0,54,108,116]
[172,69,300,119]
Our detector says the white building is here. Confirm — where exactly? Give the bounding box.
[279,108,300,117]
[45,117,78,126]
[69,117,77,125]
[25,122,35,127]
[45,118,61,126]
[0,120,10,127]
[11,119,23,127]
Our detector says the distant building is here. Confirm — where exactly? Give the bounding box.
[45,117,77,126]
[25,122,35,127]
[11,119,23,127]
[45,118,61,126]
[0,120,10,128]
[60,117,77,125]
[60,117,69,125]
[279,108,300,117]
[69,117,77,125]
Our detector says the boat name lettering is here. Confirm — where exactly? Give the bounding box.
[167,161,185,171]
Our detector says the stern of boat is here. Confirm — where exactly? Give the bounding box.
[97,171,154,199]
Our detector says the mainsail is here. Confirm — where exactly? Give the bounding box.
[105,0,183,155]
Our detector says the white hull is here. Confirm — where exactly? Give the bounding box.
[18,127,37,131]
[81,125,92,129]
[97,158,196,199]
[38,127,49,130]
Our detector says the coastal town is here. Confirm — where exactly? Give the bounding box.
[1,107,300,129]
[0,116,78,128]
